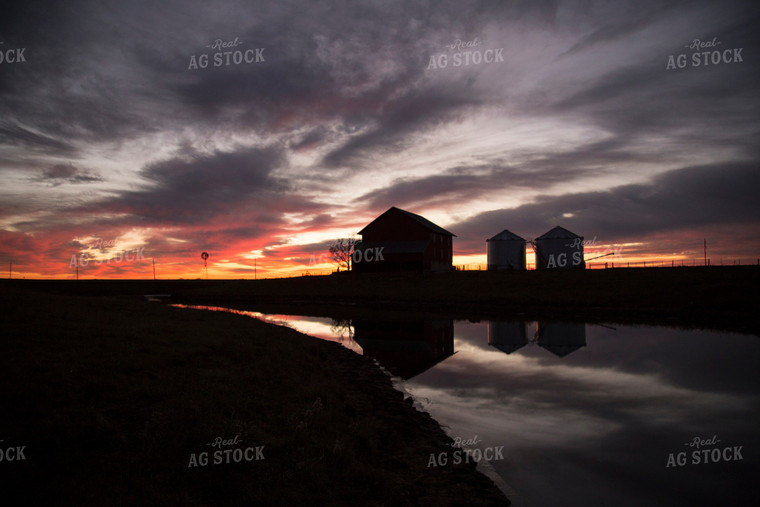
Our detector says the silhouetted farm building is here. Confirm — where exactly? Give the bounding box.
[488,320,529,354]
[534,226,585,270]
[354,207,455,273]
[487,229,527,270]
[353,318,454,379]
[535,322,587,357]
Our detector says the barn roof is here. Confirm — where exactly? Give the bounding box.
[536,226,582,240]
[358,207,456,237]
[487,229,525,242]
[352,338,455,379]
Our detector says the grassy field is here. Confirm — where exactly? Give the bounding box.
[2,266,756,503]
[0,283,509,505]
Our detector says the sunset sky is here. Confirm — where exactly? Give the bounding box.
[1,0,758,279]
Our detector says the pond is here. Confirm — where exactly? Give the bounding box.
[173,304,759,506]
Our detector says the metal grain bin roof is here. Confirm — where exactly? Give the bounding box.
[487,229,525,242]
[536,226,582,240]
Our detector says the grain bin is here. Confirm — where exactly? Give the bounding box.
[534,226,585,270]
[486,229,527,270]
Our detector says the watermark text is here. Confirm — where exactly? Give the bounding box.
[0,43,26,65]
[666,37,743,70]
[188,36,265,70]
[428,435,505,467]
[188,434,265,468]
[666,434,744,467]
[69,247,146,268]
[428,37,504,70]
[0,440,27,463]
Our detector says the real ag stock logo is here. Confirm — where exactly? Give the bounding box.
[666,434,744,468]
[69,247,146,267]
[0,42,27,65]
[666,36,743,70]
[0,439,27,463]
[187,36,265,70]
[427,435,505,467]
[427,37,504,70]
[187,434,265,468]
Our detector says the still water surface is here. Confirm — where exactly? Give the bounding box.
[174,305,759,506]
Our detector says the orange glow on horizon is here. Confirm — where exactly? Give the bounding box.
[5,245,755,280]
[3,222,757,280]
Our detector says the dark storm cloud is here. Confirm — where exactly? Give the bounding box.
[166,0,498,159]
[524,1,760,173]
[33,163,102,186]
[354,161,594,210]
[0,2,127,149]
[558,0,685,57]
[453,161,760,246]
[86,145,311,225]
[160,0,574,162]
[1,0,476,156]
[300,213,336,229]
[322,87,482,169]
[0,123,78,156]
[1,0,755,157]
[523,137,665,175]
[156,1,424,129]
[2,0,759,273]
[550,51,760,146]
[289,127,331,152]
[0,1,284,153]
[215,225,270,240]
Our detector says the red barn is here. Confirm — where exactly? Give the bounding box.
[354,207,455,273]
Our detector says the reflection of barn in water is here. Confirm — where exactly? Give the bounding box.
[353,318,454,379]
[354,206,455,273]
[488,321,529,354]
[534,322,586,357]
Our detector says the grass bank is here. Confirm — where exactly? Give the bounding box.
[0,284,508,505]
[170,266,760,335]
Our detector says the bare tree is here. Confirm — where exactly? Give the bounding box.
[330,318,355,342]
[329,237,359,272]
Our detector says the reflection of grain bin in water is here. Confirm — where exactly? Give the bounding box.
[486,229,526,270]
[535,322,586,358]
[488,320,529,354]
[534,226,585,270]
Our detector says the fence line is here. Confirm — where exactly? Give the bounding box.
[454,258,760,271]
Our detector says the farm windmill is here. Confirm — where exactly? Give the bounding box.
[201,251,209,280]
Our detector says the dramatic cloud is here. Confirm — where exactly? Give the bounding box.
[451,161,760,254]
[100,146,291,223]
[0,0,758,277]
[34,163,102,186]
